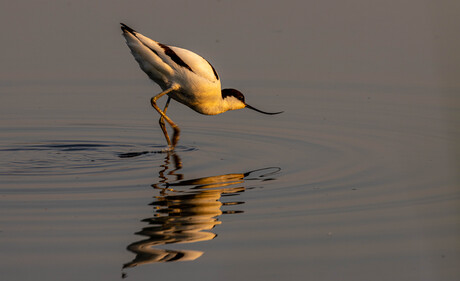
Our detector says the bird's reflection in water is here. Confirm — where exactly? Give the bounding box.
[123,152,280,270]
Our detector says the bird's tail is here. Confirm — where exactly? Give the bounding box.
[120,23,136,34]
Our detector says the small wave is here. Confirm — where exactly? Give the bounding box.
[0,140,195,176]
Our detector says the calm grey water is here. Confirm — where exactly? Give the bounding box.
[1,1,459,280]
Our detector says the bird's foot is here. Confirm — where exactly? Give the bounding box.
[160,146,175,153]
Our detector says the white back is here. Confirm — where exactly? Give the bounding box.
[169,46,219,83]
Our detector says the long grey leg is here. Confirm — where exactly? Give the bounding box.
[150,85,180,149]
[159,96,172,146]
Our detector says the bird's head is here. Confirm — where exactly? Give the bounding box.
[221,88,283,115]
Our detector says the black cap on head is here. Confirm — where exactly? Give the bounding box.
[221,88,245,102]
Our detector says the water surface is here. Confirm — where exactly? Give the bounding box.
[1,83,458,280]
[1,1,459,280]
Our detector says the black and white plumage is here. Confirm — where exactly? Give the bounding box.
[120,23,282,149]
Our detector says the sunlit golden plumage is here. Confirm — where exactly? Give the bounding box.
[121,23,282,150]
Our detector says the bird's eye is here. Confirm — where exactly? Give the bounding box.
[234,92,245,102]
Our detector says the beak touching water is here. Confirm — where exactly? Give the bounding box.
[245,104,284,115]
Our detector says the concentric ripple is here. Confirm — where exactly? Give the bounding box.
[0,138,195,177]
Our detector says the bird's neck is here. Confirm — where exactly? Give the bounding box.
[193,97,245,115]
[220,96,246,113]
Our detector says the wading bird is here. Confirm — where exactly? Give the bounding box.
[121,23,282,150]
